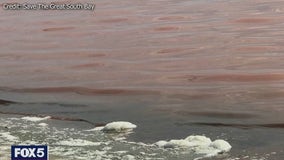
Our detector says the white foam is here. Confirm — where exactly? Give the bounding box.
[102,121,137,132]
[163,139,192,148]
[114,150,128,154]
[0,117,234,160]
[155,135,212,149]
[114,137,127,141]
[85,126,104,131]
[0,132,19,141]
[21,116,51,122]
[20,140,40,145]
[155,140,168,148]
[185,135,212,147]
[155,135,231,158]
[56,138,101,146]
[38,123,48,127]
[210,139,232,152]
[122,155,135,160]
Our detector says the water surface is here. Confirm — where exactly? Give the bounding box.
[1,0,284,159]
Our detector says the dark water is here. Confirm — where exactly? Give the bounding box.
[1,0,284,159]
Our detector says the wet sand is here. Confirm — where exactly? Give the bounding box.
[1,0,284,159]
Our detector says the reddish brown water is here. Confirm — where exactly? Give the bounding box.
[1,0,284,159]
[1,0,284,90]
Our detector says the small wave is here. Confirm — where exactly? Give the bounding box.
[0,86,160,96]
[42,27,75,32]
[174,111,258,119]
[234,18,273,24]
[177,122,284,129]
[0,111,96,126]
[0,99,17,105]
[169,74,284,83]
[21,116,51,122]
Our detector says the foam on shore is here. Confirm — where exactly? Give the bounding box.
[0,117,235,160]
[56,138,101,146]
[102,121,137,132]
[155,135,231,158]
[21,116,51,122]
[0,132,19,141]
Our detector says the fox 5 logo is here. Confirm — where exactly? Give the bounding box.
[11,145,48,160]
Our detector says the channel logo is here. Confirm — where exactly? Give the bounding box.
[11,145,48,160]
